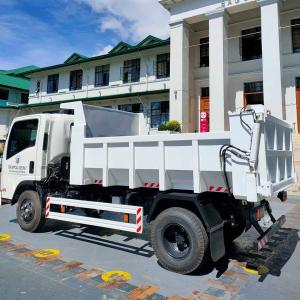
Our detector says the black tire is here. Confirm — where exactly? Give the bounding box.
[151,207,208,274]
[16,191,45,232]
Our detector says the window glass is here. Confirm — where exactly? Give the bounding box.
[292,19,300,53]
[241,27,262,61]
[0,89,9,100]
[200,37,209,67]
[118,103,143,113]
[7,119,38,159]
[47,74,59,94]
[123,59,140,83]
[156,53,170,78]
[244,81,264,105]
[70,70,83,90]
[21,93,29,104]
[151,101,169,128]
[95,65,110,87]
[244,81,263,93]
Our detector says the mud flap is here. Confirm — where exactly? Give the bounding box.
[199,203,225,262]
[210,222,225,262]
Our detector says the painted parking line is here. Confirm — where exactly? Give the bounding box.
[128,285,159,300]
[53,260,83,272]
[74,268,104,281]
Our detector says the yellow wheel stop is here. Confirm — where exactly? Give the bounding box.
[34,248,60,258]
[101,270,132,282]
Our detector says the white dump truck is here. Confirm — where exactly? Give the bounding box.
[0,102,296,274]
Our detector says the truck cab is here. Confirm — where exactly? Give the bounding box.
[1,112,73,202]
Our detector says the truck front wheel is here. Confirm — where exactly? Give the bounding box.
[151,207,208,274]
[16,191,45,232]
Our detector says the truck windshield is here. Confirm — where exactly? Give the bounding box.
[6,119,38,159]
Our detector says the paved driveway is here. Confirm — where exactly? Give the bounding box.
[0,197,299,299]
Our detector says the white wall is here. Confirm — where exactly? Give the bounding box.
[188,4,300,131]
[29,46,170,104]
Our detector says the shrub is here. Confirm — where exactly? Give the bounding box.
[158,123,168,131]
[166,120,181,132]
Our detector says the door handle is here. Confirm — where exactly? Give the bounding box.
[29,161,34,174]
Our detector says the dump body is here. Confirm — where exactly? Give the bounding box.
[62,102,296,203]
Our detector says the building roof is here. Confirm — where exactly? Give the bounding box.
[0,73,30,91]
[1,65,39,76]
[0,65,39,91]
[25,35,170,75]
[159,0,184,11]
[64,53,88,64]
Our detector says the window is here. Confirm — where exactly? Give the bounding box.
[292,19,300,53]
[156,53,170,78]
[241,27,262,61]
[7,119,38,159]
[95,65,110,87]
[123,59,140,83]
[70,70,83,90]
[244,81,264,105]
[151,101,169,128]
[118,103,143,113]
[200,37,209,67]
[21,93,29,104]
[47,74,59,94]
[0,89,9,100]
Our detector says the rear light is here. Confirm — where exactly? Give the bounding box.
[255,206,265,221]
[278,191,288,202]
[123,213,129,223]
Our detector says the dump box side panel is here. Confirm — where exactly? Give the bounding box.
[73,133,232,193]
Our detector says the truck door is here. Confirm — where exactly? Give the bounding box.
[1,118,40,201]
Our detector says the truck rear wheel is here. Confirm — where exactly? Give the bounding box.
[16,191,45,233]
[151,207,208,274]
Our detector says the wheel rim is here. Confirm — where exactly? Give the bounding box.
[19,199,35,224]
[162,223,191,259]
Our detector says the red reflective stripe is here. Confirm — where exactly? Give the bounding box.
[216,186,223,192]
[156,183,160,188]
[209,186,214,191]
[136,216,142,224]
[150,182,155,188]
[136,226,142,233]
[144,183,148,187]
[137,208,142,215]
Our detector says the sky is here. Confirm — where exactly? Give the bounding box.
[0,0,170,70]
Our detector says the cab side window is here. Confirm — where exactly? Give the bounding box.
[7,119,38,159]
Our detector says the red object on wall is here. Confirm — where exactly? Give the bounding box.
[200,112,209,132]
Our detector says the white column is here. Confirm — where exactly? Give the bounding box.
[206,8,229,131]
[258,0,283,118]
[169,20,190,132]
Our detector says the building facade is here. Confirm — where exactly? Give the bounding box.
[0,66,38,140]
[25,36,171,132]
[160,0,300,133]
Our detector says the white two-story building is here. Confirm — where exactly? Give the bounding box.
[24,36,170,131]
